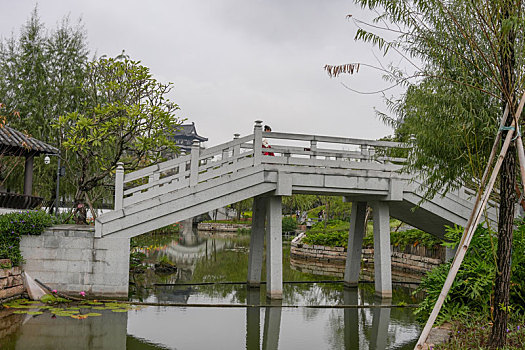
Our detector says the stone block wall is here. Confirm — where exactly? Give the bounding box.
[290,238,443,277]
[197,222,251,232]
[0,260,25,300]
[20,225,130,298]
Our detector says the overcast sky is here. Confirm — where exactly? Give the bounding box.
[0,0,402,145]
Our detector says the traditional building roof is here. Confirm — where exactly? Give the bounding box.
[0,125,59,156]
[171,122,208,152]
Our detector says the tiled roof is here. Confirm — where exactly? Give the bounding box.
[173,122,208,142]
[0,125,59,156]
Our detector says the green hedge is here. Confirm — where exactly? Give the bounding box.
[0,210,60,266]
[303,219,442,250]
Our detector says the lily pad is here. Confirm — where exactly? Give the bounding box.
[110,309,128,313]
[70,314,88,320]
[85,313,102,317]
[13,310,43,315]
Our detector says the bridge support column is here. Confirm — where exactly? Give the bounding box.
[248,197,267,287]
[263,299,282,350]
[371,201,392,298]
[344,201,367,287]
[266,196,283,299]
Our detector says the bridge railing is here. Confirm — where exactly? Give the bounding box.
[113,121,408,209]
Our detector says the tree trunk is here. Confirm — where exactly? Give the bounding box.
[490,2,516,347]
[490,141,516,348]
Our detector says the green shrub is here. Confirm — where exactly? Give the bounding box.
[414,223,525,324]
[303,220,442,250]
[282,216,297,233]
[0,210,58,266]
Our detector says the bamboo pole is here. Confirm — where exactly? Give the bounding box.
[415,94,525,349]
[516,135,525,192]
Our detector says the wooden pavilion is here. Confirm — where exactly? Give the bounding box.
[0,126,58,209]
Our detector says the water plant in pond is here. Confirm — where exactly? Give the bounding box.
[2,298,143,320]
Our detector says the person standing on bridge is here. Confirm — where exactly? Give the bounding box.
[262,125,275,156]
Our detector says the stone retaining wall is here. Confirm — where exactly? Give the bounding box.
[197,222,251,232]
[290,236,443,276]
[20,225,130,298]
[0,260,25,301]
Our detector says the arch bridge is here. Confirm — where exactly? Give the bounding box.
[94,121,496,298]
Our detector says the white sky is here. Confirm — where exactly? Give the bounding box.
[0,0,403,145]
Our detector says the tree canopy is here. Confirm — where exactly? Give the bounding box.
[54,56,182,223]
[326,0,525,346]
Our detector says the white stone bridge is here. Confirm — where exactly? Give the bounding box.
[93,121,496,298]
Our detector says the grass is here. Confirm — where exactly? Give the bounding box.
[435,314,525,349]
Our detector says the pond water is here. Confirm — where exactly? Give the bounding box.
[0,230,422,349]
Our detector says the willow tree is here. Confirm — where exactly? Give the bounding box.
[326,1,524,347]
[0,7,89,199]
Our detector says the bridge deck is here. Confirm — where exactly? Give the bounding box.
[95,122,497,239]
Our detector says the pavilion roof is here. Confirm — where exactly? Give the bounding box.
[0,125,59,157]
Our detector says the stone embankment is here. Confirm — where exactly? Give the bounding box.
[197,222,251,232]
[290,234,444,278]
[0,259,25,301]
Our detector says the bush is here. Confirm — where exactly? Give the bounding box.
[414,223,525,324]
[303,220,350,247]
[303,220,442,250]
[282,216,297,233]
[0,210,59,266]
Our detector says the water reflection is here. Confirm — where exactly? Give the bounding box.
[2,231,422,349]
[246,288,261,350]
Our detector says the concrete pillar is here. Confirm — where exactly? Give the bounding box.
[233,133,240,174]
[310,140,317,159]
[246,287,261,350]
[114,162,124,210]
[190,140,200,186]
[248,197,267,286]
[254,121,263,165]
[370,297,391,350]
[344,201,367,287]
[23,154,34,196]
[266,196,283,299]
[262,300,282,350]
[371,201,392,298]
[344,288,360,349]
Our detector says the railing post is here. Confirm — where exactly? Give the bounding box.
[233,133,241,156]
[190,140,200,187]
[114,162,124,210]
[369,146,376,160]
[149,172,160,190]
[360,144,369,161]
[254,120,263,166]
[232,133,240,174]
[310,140,317,159]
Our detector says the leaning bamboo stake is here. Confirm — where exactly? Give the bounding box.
[516,135,525,192]
[415,94,525,349]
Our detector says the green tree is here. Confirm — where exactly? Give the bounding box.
[54,56,182,223]
[0,7,89,200]
[327,1,524,347]
[282,194,318,215]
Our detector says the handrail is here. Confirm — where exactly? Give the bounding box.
[264,131,407,148]
[113,121,407,210]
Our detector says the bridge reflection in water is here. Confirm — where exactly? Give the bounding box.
[1,232,420,349]
[245,287,406,350]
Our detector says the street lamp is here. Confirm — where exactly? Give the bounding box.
[45,152,64,216]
